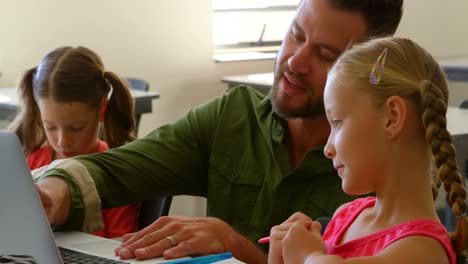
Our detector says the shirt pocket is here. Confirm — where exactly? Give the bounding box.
[207,154,264,230]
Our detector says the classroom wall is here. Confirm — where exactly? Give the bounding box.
[1,0,467,216]
[397,0,468,107]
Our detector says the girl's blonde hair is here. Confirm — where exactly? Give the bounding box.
[9,46,135,155]
[330,37,467,255]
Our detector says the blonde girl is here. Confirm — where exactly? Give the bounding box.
[269,37,467,264]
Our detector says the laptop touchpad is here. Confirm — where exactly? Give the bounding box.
[73,240,119,257]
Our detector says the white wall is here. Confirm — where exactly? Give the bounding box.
[1,0,468,216]
[396,1,468,107]
[398,1,468,58]
[0,0,275,217]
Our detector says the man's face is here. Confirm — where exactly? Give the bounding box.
[272,0,367,119]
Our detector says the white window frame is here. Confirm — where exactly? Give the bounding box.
[212,0,299,61]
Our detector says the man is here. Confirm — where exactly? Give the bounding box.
[36,0,403,263]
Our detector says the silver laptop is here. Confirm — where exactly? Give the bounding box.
[0,130,185,263]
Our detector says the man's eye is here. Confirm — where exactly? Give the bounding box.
[319,48,338,62]
[291,29,304,41]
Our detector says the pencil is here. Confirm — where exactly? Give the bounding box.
[257,236,270,244]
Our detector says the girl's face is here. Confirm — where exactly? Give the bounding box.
[37,98,101,160]
[323,72,388,195]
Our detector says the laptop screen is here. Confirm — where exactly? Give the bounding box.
[0,130,63,263]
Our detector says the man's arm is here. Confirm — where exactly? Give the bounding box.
[36,87,269,261]
[36,92,227,229]
[224,226,268,264]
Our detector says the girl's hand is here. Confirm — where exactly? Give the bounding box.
[268,212,313,264]
[283,220,326,263]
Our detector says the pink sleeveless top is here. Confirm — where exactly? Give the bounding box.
[323,197,456,263]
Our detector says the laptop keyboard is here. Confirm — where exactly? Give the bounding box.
[59,247,130,264]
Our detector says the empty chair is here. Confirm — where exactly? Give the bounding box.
[459,99,468,109]
[126,77,150,92]
[125,77,150,134]
[124,78,173,229]
[138,196,173,230]
[316,216,331,234]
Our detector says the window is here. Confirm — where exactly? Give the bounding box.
[212,0,299,61]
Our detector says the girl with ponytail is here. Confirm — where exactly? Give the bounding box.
[269,37,467,264]
[9,46,139,238]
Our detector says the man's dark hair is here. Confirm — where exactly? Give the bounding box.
[328,0,403,37]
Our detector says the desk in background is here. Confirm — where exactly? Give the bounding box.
[447,107,468,176]
[0,87,160,125]
[223,70,468,227]
[439,57,468,82]
[222,58,468,92]
[222,72,468,164]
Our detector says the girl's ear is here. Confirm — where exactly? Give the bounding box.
[99,99,109,122]
[384,96,407,139]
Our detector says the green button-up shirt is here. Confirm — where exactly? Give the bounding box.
[41,86,354,251]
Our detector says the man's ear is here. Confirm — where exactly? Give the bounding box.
[384,96,407,139]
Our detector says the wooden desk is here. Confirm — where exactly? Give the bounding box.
[0,87,160,121]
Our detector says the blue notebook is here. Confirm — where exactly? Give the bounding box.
[162,252,233,264]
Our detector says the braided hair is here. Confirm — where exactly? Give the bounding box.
[331,37,467,256]
[421,80,467,253]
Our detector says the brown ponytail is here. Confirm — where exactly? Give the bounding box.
[8,67,47,155]
[102,71,135,148]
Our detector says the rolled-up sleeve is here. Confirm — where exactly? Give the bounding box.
[34,159,104,233]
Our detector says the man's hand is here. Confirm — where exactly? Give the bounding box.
[115,216,267,263]
[115,216,240,260]
[35,177,71,225]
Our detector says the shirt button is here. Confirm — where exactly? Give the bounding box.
[274,126,283,136]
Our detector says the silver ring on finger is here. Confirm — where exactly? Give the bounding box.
[165,235,177,247]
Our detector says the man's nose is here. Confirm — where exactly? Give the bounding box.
[287,45,312,75]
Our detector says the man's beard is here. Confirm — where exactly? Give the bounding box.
[271,64,325,119]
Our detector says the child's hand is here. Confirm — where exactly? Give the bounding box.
[282,220,326,263]
[268,212,313,264]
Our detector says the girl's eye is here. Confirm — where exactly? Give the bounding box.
[70,126,84,132]
[45,126,56,131]
[330,120,341,128]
